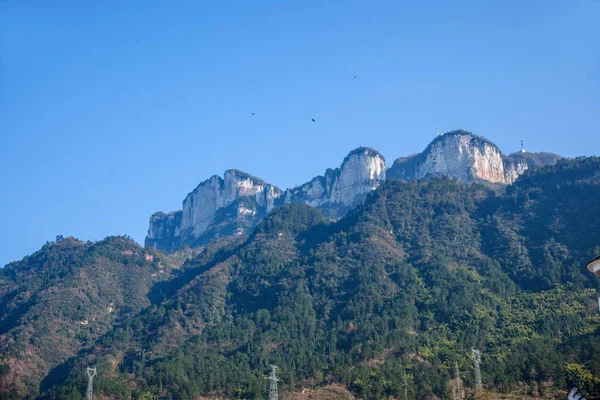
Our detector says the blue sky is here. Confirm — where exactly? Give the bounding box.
[1,0,599,266]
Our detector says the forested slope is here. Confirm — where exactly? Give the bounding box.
[3,158,600,400]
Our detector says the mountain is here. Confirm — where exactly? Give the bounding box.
[9,157,597,400]
[147,131,560,252]
[282,147,386,216]
[146,147,387,251]
[146,170,283,251]
[0,236,190,399]
[387,130,560,185]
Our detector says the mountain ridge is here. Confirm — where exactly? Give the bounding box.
[1,157,599,399]
[147,130,561,252]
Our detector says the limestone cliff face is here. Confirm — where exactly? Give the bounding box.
[147,132,559,251]
[283,147,387,215]
[417,132,506,183]
[180,170,281,238]
[146,170,283,250]
[146,148,386,251]
[503,151,562,184]
[387,130,560,185]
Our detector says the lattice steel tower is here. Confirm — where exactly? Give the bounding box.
[454,362,462,400]
[86,366,97,400]
[471,349,482,390]
[268,365,280,400]
[403,368,408,400]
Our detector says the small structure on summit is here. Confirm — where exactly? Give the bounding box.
[520,139,526,153]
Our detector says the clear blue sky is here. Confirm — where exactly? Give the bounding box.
[1,0,599,267]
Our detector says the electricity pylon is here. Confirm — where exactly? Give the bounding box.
[404,368,408,400]
[268,365,280,400]
[86,366,97,400]
[454,362,462,400]
[471,349,482,390]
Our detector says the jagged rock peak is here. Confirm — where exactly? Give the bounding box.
[146,147,388,251]
[387,129,560,184]
[146,170,283,251]
[342,146,385,164]
[426,129,500,152]
[283,146,387,214]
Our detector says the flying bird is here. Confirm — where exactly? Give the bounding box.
[251,113,255,115]
[312,118,316,122]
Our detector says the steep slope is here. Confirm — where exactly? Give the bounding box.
[481,157,600,290]
[45,157,600,400]
[147,147,387,251]
[283,147,386,217]
[146,170,283,251]
[0,237,185,399]
[387,130,560,184]
[148,130,560,254]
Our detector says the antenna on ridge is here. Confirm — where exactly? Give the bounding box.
[520,140,526,153]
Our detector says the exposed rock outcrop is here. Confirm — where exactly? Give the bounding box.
[147,131,560,251]
[146,170,282,250]
[503,151,562,183]
[146,148,387,251]
[283,147,386,216]
[387,130,560,185]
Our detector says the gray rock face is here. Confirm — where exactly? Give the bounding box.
[146,148,387,251]
[502,151,562,184]
[284,147,387,216]
[147,132,560,251]
[146,170,283,251]
[387,130,560,184]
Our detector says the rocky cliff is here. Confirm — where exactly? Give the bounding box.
[283,147,386,217]
[146,148,387,250]
[387,130,560,184]
[146,170,283,250]
[147,131,560,251]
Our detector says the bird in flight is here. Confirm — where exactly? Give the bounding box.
[312,118,316,122]
[251,113,255,115]
[354,76,357,79]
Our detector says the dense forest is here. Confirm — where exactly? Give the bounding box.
[1,157,599,399]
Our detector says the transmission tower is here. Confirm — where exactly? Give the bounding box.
[86,366,97,400]
[268,365,280,400]
[471,349,482,390]
[454,362,462,400]
[403,368,408,400]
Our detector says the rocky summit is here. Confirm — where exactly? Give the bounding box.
[146,147,387,250]
[147,130,560,251]
[387,130,560,184]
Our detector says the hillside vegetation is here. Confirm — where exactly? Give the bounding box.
[2,158,599,400]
